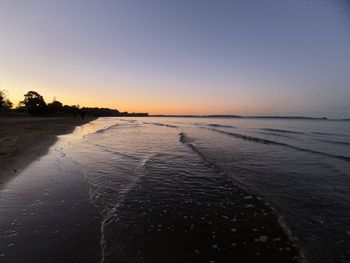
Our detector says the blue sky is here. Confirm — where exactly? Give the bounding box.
[0,0,349,117]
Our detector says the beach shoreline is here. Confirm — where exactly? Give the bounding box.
[0,116,96,186]
[2,116,345,262]
[0,115,102,263]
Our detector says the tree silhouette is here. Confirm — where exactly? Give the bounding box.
[0,90,13,110]
[47,100,63,113]
[21,91,47,116]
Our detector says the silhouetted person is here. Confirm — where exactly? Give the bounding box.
[80,111,85,120]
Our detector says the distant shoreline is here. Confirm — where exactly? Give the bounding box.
[149,114,345,120]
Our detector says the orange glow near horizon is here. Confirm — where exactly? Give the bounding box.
[3,78,303,116]
[6,84,249,116]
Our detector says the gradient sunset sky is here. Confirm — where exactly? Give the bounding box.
[0,0,349,117]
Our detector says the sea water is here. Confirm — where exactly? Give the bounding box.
[66,117,350,263]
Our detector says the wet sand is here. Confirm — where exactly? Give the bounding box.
[0,116,95,186]
[0,117,101,263]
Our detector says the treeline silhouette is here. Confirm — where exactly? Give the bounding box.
[0,90,148,117]
[0,90,13,110]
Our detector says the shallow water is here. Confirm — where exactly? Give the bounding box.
[1,117,349,263]
[0,134,100,263]
[67,117,349,263]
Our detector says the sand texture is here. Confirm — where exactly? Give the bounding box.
[0,116,94,183]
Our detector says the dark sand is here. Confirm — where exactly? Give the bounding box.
[0,116,94,185]
[0,116,101,263]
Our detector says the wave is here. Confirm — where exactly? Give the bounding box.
[207,123,236,128]
[143,122,178,128]
[206,128,350,162]
[179,132,224,173]
[95,124,119,134]
[178,132,307,262]
[256,131,295,138]
[117,119,137,123]
[173,121,199,125]
[313,138,350,146]
[93,122,139,135]
[207,128,286,145]
[262,128,304,134]
[311,131,350,137]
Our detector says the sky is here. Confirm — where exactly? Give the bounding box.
[0,0,349,118]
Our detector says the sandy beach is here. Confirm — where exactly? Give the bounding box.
[0,116,101,263]
[0,116,95,185]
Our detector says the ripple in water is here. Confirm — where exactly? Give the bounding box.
[69,117,349,263]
